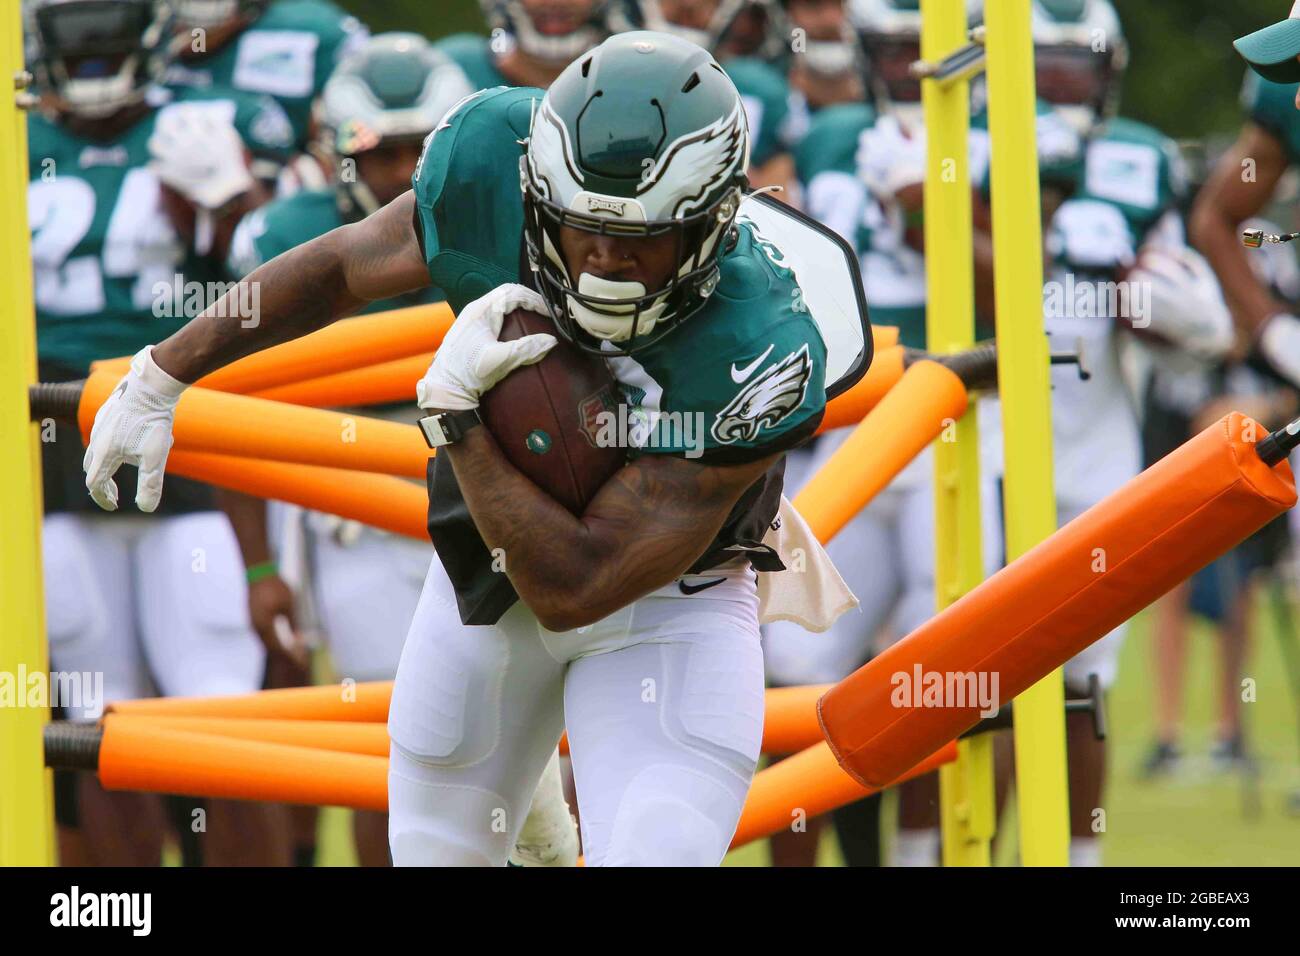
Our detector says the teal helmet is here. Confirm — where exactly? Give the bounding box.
[480,0,613,64]
[633,0,790,63]
[316,32,474,217]
[522,30,751,355]
[28,0,172,119]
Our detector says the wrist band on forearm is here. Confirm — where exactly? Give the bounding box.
[245,561,279,585]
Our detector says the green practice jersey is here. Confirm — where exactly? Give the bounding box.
[226,187,443,314]
[29,87,292,373]
[725,56,800,167]
[411,86,828,624]
[164,0,367,152]
[1243,70,1300,164]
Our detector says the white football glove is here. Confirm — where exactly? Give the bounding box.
[1259,313,1300,390]
[148,103,255,210]
[1126,244,1235,360]
[83,346,187,512]
[416,283,558,412]
[856,114,927,200]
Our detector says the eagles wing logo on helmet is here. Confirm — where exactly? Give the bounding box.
[712,344,812,444]
[637,100,748,217]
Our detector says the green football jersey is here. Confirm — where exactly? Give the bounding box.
[1051,117,1185,274]
[411,86,828,624]
[28,88,290,373]
[164,0,367,152]
[225,187,443,314]
[1242,70,1300,163]
[794,102,929,348]
[725,56,796,168]
[433,33,508,92]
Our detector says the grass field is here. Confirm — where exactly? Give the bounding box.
[310,594,1300,867]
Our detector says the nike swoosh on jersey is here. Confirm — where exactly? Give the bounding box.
[678,577,727,595]
[730,343,775,383]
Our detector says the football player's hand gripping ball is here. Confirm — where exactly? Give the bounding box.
[416,283,558,411]
[83,346,188,512]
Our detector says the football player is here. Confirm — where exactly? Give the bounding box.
[82,31,839,867]
[164,0,368,186]
[435,0,614,92]
[27,0,295,865]
[979,0,1234,867]
[783,0,866,110]
[1193,11,1300,414]
[637,0,805,203]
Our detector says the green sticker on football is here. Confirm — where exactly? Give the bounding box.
[526,429,552,454]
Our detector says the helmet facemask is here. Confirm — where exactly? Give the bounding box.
[32,0,171,120]
[521,88,750,356]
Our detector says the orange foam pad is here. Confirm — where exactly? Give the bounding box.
[797,359,967,544]
[108,714,389,757]
[818,413,1297,788]
[78,368,430,479]
[730,740,955,849]
[816,346,905,434]
[90,302,454,393]
[251,352,433,407]
[98,718,388,811]
[107,680,392,721]
[166,451,429,540]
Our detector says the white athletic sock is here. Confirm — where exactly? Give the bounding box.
[891,827,940,867]
[510,749,578,867]
[1069,837,1103,868]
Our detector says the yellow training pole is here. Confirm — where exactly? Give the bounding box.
[983,0,1069,865]
[0,0,56,865]
[921,0,994,867]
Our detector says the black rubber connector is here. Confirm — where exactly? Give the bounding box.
[28,380,86,422]
[44,721,103,771]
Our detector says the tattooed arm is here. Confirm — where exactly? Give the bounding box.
[151,191,430,382]
[443,427,779,631]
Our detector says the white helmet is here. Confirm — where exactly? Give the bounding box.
[1029,0,1127,136]
[850,0,923,126]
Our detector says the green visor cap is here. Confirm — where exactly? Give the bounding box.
[1236,15,1300,84]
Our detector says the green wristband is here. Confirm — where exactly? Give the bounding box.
[245,561,279,585]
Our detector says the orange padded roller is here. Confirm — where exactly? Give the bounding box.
[90,303,453,393]
[97,718,388,810]
[251,352,433,407]
[78,369,430,479]
[797,359,968,543]
[108,681,392,721]
[730,740,955,848]
[816,346,905,434]
[107,715,389,757]
[819,413,1298,788]
[166,451,429,540]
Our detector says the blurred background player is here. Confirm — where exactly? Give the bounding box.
[782,0,866,110]
[164,0,368,191]
[975,0,1235,867]
[435,0,613,91]
[635,0,805,198]
[763,0,1003,868]
[220,31,468,866]
[27,0,296,865]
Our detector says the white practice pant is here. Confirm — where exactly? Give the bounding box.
[304,516,432,682]
[42,511,266,719]
[388,557,766,867]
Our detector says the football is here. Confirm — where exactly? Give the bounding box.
[479,307,627,515]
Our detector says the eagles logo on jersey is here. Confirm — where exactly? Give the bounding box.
[713,343,813,443]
